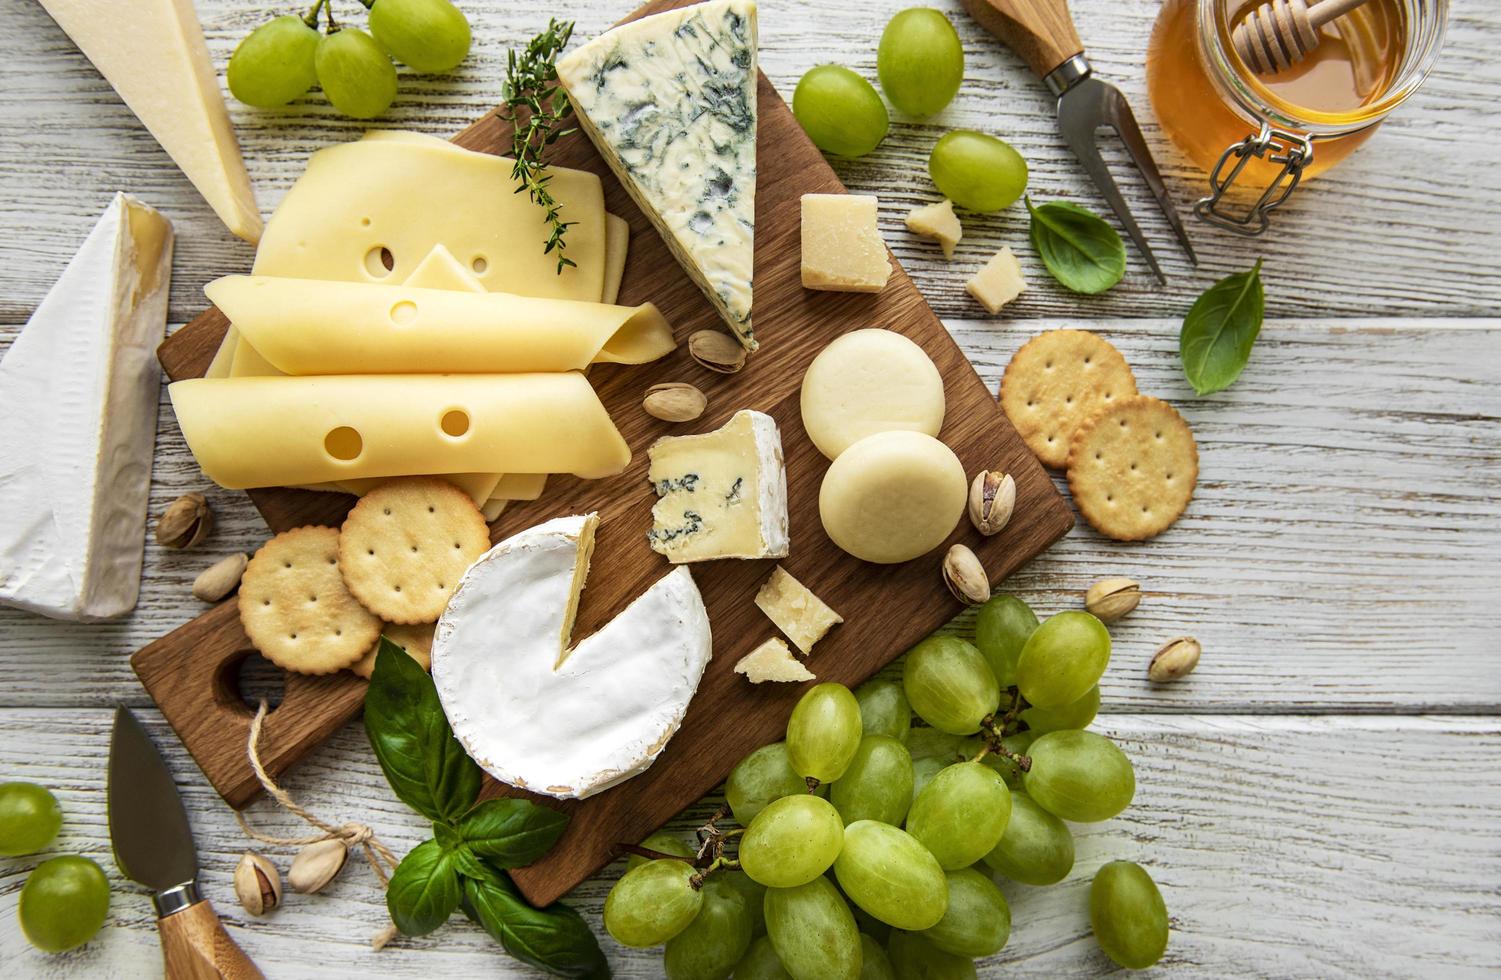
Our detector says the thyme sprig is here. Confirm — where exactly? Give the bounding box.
[500,19,578,274]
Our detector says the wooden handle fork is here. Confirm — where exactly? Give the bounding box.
[959,0,1085,80]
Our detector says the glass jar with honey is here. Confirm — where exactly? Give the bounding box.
[1147,0,1448,233]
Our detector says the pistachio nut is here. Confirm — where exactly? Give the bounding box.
[234,851,282,916]
[1148,636,1201,682]
[192,553,249,603]
[1085,577,1142,624]
[942,544,990,606]
[288,838,348,895]
[643,382,708,423]
[688,330,747,374]
[155,492,213,549]
[967,471,1016,536]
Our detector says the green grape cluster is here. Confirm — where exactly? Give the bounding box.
[228,0,472,118]
[1,782,110,954]
[602,593,1169,975]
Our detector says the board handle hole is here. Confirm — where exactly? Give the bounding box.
[215,650,286,714]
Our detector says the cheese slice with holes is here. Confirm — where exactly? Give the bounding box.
[432,513,712,798]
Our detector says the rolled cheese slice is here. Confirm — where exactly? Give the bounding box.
[169,373,631,489]
[432,513,713,799]
[819,430,967,564]
[208,275,676,375]
[800,328,946,459]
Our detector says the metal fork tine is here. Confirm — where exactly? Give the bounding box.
[1099,84,1199,266]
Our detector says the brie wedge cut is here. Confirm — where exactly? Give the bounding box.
[0,194,173,621]
[432,513,712,799]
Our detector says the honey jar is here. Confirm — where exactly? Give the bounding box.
[1146,0,1449,233]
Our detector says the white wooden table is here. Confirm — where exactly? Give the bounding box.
[2,0,1499,976]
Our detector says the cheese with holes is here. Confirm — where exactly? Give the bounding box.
[647,410,788,562]
[801,194,892,293]
[754,566,843,655]
[905,199,962,259]
[735,637,815,684]
[966,246,1025,314]
[38,0,260,242]
[0,194,173,620]
[558,0,759,349]
[432,513,712,798]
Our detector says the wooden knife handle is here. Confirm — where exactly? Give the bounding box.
[959,0,1085,80]
[157,900,264,980]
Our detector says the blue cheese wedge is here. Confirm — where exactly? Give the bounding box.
[647,409,788,562]
[558,0,759,349]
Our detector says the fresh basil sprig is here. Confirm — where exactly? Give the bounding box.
[1026,196,1127,294]
[1179,259,1265,395]
[364,639,607,977]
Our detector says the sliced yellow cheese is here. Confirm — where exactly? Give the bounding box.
[208,276,676,375]
[603,213,630,307]
[801,194,892,293]
[403,243,487,292]
[337,472,504,507]
[204,327,238,379]
[169,374,631,489]
[229,333,284,378]
[492,473,548,501]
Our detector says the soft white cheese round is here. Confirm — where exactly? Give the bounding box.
[800,328,946,460]
[818,431,967,564]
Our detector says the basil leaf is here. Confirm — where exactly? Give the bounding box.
[387,839,461,936]
[1026,197,1127,294]
[1180,258,1265,395]
[458,798,569,868]
[463,871,610,979]
[364,638,482,823]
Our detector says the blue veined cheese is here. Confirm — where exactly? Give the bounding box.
[647,410,788,562]
[558,0,759,350]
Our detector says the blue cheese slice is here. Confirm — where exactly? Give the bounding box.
[558,0,758,349]
[647,409,788,562]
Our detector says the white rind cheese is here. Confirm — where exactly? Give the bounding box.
[735,637,815,684]
[431,514,712,799]
[754,566,843,656]
[647,410,789,562]
[558,0,759,349]
[0,193,173,621]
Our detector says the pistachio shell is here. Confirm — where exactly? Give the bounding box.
[688,330,747,374]
[288,838,348,894]
[155,492,213,549]
[234,851,282,916]
[942,544,990,605]
[1085,577,1141,623]
[643,382,708,422]
[192,553,249,603]
[968,470,1015,536]
[1149,636,1201,682]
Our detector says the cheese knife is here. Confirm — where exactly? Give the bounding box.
[959,0,1197,281]
[108,706,264,979]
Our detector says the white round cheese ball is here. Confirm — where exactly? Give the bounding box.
[800,328,946,460]
[818,430,967,564]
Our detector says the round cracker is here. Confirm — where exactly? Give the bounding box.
[349,622,435,679]
[239,526,380,675]
[338,477,490,624]
[1000,329,1137,468]
[1066,395,1198,541]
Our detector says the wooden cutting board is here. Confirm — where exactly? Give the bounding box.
[133,0,1073,908]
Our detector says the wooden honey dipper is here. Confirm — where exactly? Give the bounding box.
[1232,0,1376,74]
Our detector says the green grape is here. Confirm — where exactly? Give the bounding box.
[1015,610,1111,708]
[741,794,845,888]
[315,28,398,120]
[764,876,862,980]
[603,859,703,947]
[904,727,965,762]
[851,900,892,944]
[721,869,768,937]
[665,876,753,980]
[1020,684,1100,734]
[0,782,62,856]
[982,731,1037,790]
[902,637,999,735]
[628,829,695,872]
[729,742,814,825]
[787,683,863,783]
[793,65,889,158]
[859,932,898,980]
[734,935,793,980]
[18,855,109,953]
[831,735,914,826]
[928,130,1028,213]
[877,8,964,118]
[1023,730,1135,822]
[855,679,911,743]
[905,762,1011,870]
[920,868,1010,958]
[1090,861,1169,969]
[973,594,1038,688]
[982,792,1074,885]
[368,0,471,73]
[887,930,977,980]
[833,820,947,931]
[908,756,946,808]
[227,15,320,108]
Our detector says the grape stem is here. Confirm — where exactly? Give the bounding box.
[689,856,740,890]
[302,0,327,29]
[804,776,821,794]
[500,19,579,274]
[619,843,695,865]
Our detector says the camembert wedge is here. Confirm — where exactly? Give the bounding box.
[558,0,759,349]
[432,514,712,799]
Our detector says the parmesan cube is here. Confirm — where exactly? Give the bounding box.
[966,246,1025,314]
[905,199,963,259]
[801,194,892,293]
[735,637,816,684]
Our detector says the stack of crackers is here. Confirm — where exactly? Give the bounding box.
[236,477,492,677]
[1000,329,1198,542]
